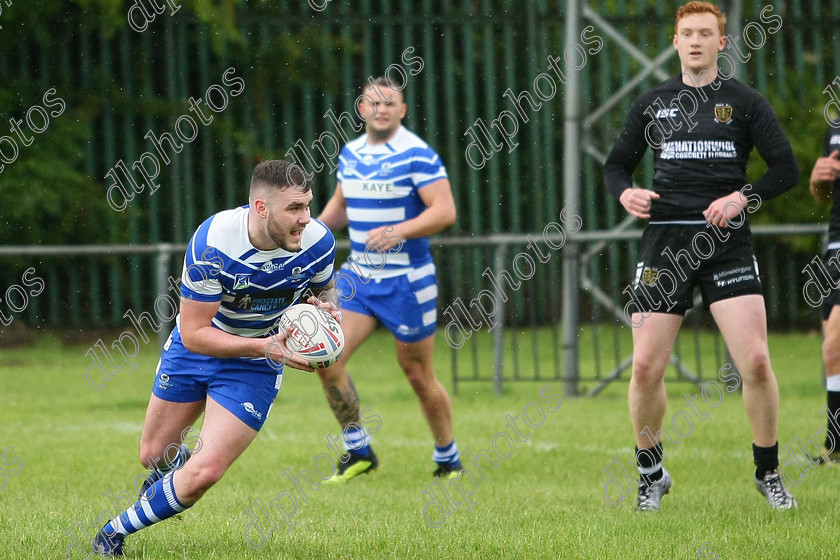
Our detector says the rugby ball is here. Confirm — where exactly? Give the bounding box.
[278,304,345,369]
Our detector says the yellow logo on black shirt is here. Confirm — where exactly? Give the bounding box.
[714,104,733,124]
[641,267,659,287]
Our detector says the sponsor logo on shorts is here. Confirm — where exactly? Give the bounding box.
[713,265,756,287]
[157,372,172,390]
[242,402,264,420]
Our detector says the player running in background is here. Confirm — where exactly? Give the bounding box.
[92,160,340,556]
[604,2,799,510]
[316,77,463,481]
[808,123,840,463]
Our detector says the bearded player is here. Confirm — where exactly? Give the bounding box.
[91,160,340,556]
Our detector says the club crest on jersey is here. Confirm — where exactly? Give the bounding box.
[379,162,393,176]
[287,266,306,282]
[714,104,733,124]
[233,273,251,290]
[641,267,660,287]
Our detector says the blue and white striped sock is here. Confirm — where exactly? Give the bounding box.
[157,445,191,473]
[433,440,462,468]
[343,425,371,457]
[104,472,190,537]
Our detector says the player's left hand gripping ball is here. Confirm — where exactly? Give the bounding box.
[279,304,345,369]
[306,295,343,324]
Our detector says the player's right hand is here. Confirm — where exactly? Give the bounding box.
[619,187,660,219]
[264,328,315,373]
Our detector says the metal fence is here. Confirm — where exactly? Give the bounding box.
[3,2,839,239]
[4,1,838,318]
[0,223,827,395]
[2,2,839,392]
[443,224,827,395]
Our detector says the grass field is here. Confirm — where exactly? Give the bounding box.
[0,327,835,559]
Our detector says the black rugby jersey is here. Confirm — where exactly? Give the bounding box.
[605,75,799,222]
[822,125,840,245]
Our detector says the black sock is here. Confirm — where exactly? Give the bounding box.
[636,443,664,483]
[826,391,840,450]
[753,442,779,479]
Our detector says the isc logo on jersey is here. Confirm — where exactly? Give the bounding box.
[655,108,679,119]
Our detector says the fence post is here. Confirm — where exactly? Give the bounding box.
[492,243,507,396]
[562,243,580,397]
[562,0,582,396]
[156,244,173,351]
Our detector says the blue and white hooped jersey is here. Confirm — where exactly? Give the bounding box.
[337,126,448,278]
[179,206,335,337]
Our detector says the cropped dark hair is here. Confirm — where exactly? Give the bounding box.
[250,159,312,194]
[363,76,406,100]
